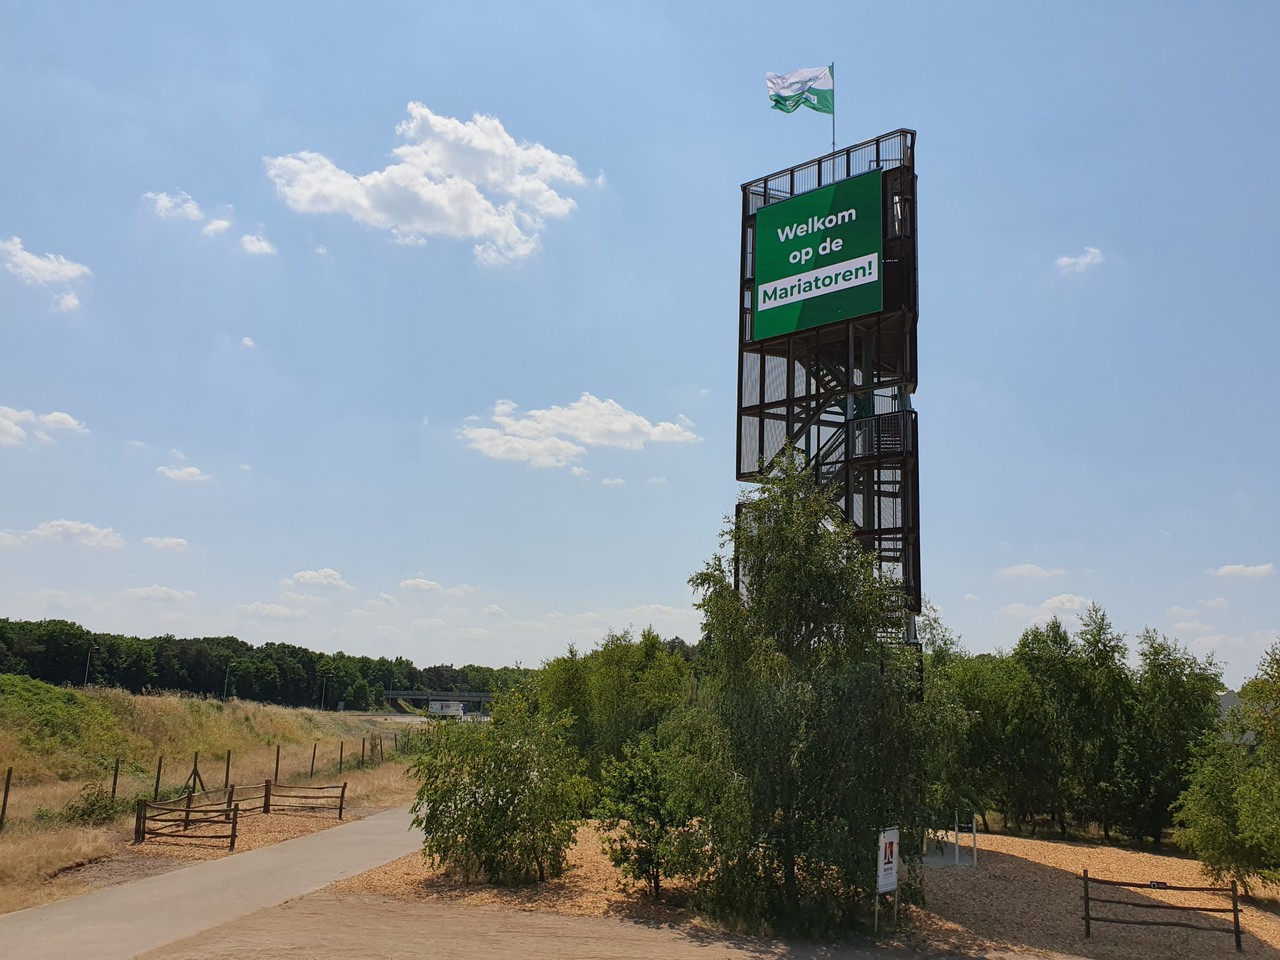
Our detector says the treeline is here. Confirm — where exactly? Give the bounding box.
[0,617,528,710]
[923,606,1225,845]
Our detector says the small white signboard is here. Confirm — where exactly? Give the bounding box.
[877,827,900,894]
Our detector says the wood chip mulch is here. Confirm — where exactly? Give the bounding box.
[329,822,700,926]
[130,809,360,862]
[912,831,1280,959]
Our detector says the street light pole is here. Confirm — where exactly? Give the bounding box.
[223,662,233,700]
[83,646,94,686]
[320,676,327,710]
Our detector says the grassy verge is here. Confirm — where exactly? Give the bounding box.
[0,674,426,914]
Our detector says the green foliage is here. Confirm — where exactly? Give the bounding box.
[0,674,131,777]
[60,782,128,826]
[1175,642,1280,891]
[0,616,530,709]
[682,453,925,934]
[409,692,588,885]
[596,734,691,899]
[537,627,689,774]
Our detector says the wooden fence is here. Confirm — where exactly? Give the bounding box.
[132,779,347,850]
[1083,870,1242,953]
[134,790,240,850]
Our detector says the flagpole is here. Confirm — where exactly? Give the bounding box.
[830,62,836,154]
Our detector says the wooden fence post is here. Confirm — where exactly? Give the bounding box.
[111,757,120,800]
[338,782,347,820]
[339,742,344,773]
[361,738,366,769]
[182,790,194,831]
[1082,869,1091,938]
[310,742,317,778]
[226,784,236,821]
[134,799,146,844]
[263,779,272,815]
[274,744,281,783]
[153,755,163,801]
[224,750,232,790]
[229,804,239,852]
[0,766,12,833]
[393,731,398,752]
[1231,880,1242,953]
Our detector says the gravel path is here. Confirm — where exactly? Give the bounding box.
[0,805,419,960]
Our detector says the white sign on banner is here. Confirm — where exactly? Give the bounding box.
[877,827,900,893]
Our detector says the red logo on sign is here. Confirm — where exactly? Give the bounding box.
[883,841,895,865]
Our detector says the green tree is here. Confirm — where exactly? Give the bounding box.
[596,733,690,899]
[1175,642,1280,891]
[684,452,925,933]
[1118,630,1220,844]
[408,691,587,884]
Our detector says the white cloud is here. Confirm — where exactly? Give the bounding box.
[238,600,310,621]
[1208,563,1274,578]
[1056,246,1104,275]
[143,190,203,220]
[400,577,441,592]
[241,336,256,348]
[29,519,124,548]
[1167,606,1199,619]
[240,464,251,471]
[421,415,430,428]
[483,604,506,617]
[240,233,276,255]
[366,592,400,607]
[202,218,232,236]
[284,568,353,591]
[999,593,1091,623]
[1171,620,1213,635]
[0,531,27,547]
[126,439,146,448]
[265,102,593,266]
[126,584,195,602]
[0,406,87,447]
[963,593,979,602]
[157,465,212,482]
[279,591,328,604]
[461,393,699,469]
[0,237,91,285]
[314,244,328,255]
[1199,597,1229,609]
[459,626,499,641]
[602,477,625,486]
[170,448,188,462]
[51,292,80,312]
[646,476,668,485]
[570,466,590,478]
[411,618,448,630]
[347,608,374,619]
[997,563,1067,579]
[445,584,479,597]
[142,536,188,551]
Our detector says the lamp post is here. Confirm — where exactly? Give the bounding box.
[320,675,327,711]
[223,662,235,700]
[83,646,94,686]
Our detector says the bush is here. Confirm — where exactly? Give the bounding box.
[596,734,692,899]
[409,692,587,884]
[61,782,125,826]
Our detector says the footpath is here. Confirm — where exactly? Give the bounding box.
[0,804,420,960]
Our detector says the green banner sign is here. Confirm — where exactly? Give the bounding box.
[753,171,883,340]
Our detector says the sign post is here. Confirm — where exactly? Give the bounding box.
[875,826,899,931]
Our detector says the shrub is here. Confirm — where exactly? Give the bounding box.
[409,692,587,884]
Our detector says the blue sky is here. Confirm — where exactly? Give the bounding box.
[2,2,1277,686]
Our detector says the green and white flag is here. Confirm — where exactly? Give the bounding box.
[766,65,834,114]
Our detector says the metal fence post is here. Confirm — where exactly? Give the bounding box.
[274,744,281,783]
[153,755,163,801]
[1083,869,1091,938]
[111,757,120,800]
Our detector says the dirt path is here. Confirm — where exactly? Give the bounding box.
[0,805,421,960]
[139,891,938,960]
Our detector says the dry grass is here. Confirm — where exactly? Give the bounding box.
[0,735,419,916]
[0,822,120,915]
